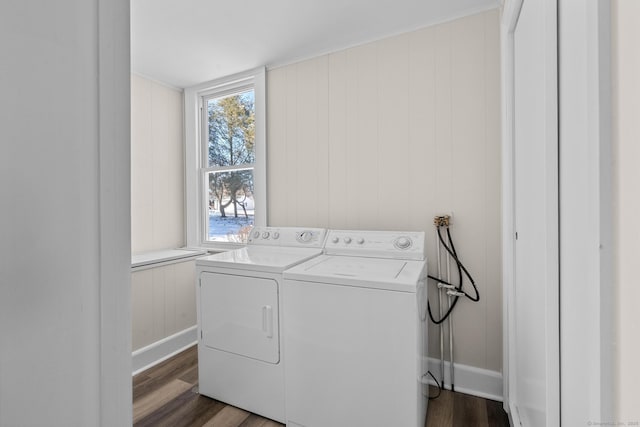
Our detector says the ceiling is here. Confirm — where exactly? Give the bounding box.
[131,0,500,89]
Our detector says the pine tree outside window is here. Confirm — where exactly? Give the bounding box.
[204,89,255,243]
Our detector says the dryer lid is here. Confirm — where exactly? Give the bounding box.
[196,246,323,273]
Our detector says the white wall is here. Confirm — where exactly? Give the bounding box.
[0,1,131,426]
[131,74,185,253]
[267,10,502,373]
[612,0,640,420]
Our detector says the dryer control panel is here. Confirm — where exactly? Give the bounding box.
[324,229,425,260]
[248,226,327,248]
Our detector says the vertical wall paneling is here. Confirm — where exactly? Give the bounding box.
[266,68,288,224]
[377,35,410,231]
[131,76,154,249]
[131,75,194,359]
[345,49,361,228]
[354,43,380,230]
[131,269,154,349]
[174,260,198,330]
[266,9,501,373]
[327,51,350,227]
[296,59,317,226]
[449,13,490,371]
[408,26,437,234]
[613,0,640,420]
[131,260,197,352]
[285,66,299,225]
[483,10,503,373]
[316,58,331,227]
[131,74,185,253]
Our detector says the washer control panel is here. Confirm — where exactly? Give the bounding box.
[248,226,327,248]
[324,229,425,260]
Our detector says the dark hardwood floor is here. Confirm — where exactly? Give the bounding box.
[133,346,510,427]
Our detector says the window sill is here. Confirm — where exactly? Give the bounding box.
[131,248,209,272]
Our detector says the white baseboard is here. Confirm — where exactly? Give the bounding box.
[130,330,503,403]
[508,400,520,427]
[426,357,503,401]
[132,326,198,376]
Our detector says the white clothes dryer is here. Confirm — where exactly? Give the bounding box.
[282,229,429,427]
[195,226,327,423]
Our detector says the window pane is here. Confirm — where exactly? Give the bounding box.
[206,169,254,243]
[207,90,255,168]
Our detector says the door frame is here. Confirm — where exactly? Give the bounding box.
[502,0,615,425]
[501,0,560,425]
[557,0,614,424]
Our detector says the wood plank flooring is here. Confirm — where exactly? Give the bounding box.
[133,346,510,427]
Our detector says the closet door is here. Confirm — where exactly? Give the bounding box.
[512,0,560,425]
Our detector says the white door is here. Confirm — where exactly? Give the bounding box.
[511,0,560,425]
[200,272,280,363]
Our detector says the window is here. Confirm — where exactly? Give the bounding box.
[185,68,266,249]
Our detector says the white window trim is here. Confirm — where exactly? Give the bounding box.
[184,67,267,250]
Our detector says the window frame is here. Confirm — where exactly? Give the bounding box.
[184,67,266,250]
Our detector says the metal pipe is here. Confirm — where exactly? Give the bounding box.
[448,293,455,391]
[445,235,453,392]
[436,228,444,388]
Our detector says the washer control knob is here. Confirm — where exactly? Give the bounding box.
[253,230,260,238]
[272,232,280,239]
[357,238,365,245]
[394,236,412,250]
[344,237,352,244]
[297,231,313,243]
[332,237,339,244]
[262,231,270,239]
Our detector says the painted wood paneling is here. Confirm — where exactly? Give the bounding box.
[266,9,501,372]
[132,260,197,351]
[327,50,350,228]
[612,0,640,420]
[131,74,185,253]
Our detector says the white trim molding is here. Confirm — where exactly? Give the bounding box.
[98,0,132,424]
[427,358,503,402]
[558,0,614,424]
[501,0,560,425]
[132,326,198,376]
[499,0,522,419]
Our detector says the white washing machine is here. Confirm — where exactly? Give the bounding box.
[282,229,429,427]
[195,226,327,423]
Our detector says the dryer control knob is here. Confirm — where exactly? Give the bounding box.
[272,232,280,239]
[332,237,339,244]
[357,238,365,244]
[262,231,270,239]
[344,237,352,244]
[394,236,412,250]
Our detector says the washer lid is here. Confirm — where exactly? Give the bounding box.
[283,255,426,292]
[196,246,323,273]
